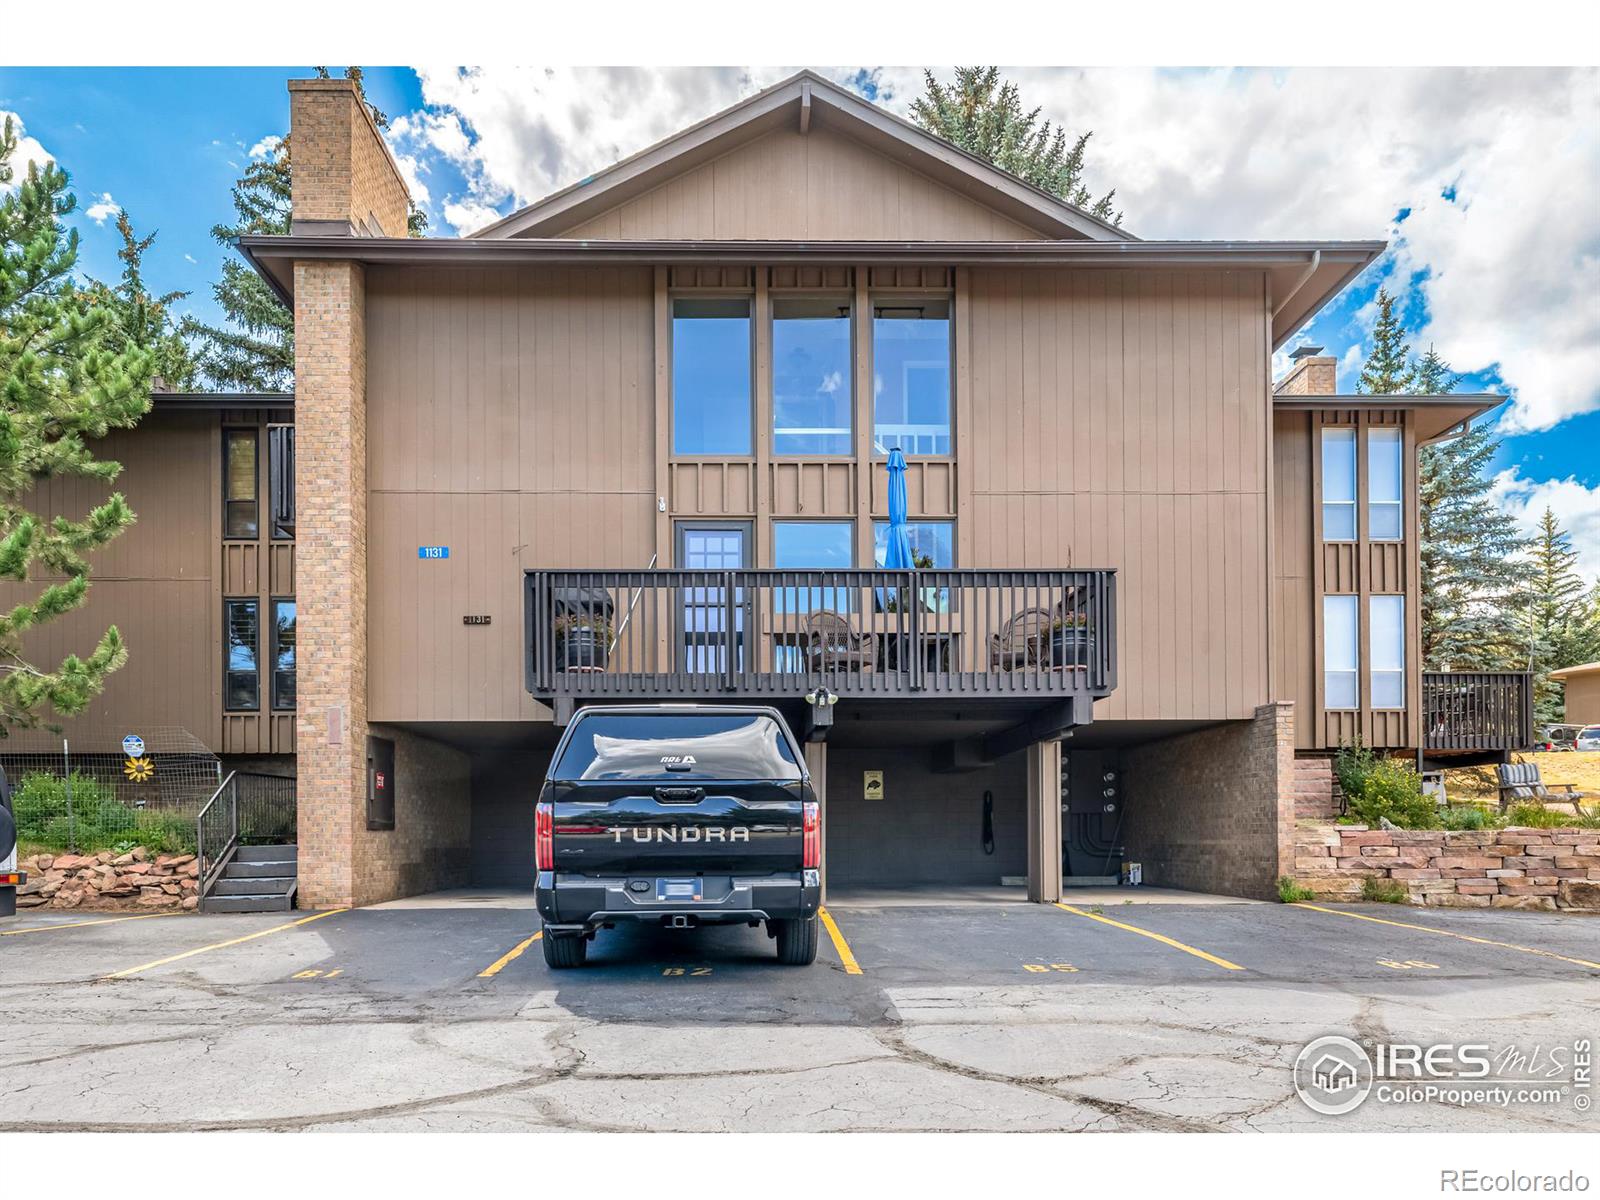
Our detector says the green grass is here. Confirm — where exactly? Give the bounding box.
[1360,876,1409,904]
[10,771,196,855]
[1277,876,1316,903]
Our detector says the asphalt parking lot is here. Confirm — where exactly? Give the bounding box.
[2,894,1597,1132]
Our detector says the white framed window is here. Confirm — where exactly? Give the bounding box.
[1370,594,1406,709]
[1321,427,1357,540]
[1323,595,1359,710]
[1368,426,1403,541]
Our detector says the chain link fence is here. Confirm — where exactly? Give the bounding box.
[2,727,223,855]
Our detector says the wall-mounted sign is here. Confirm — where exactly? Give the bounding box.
[863,770,884,801]
[462,615,492,626]
[121,733,145,759]
[417,546,450,560]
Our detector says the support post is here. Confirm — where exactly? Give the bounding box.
[1026,740,1063,903]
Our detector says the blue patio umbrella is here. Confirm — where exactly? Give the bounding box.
[882,448,914,571]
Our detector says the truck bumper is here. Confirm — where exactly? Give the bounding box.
[536,869,820,934]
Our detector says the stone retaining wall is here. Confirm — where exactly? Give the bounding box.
[1294,825,1600,911]
[13,849,200,910]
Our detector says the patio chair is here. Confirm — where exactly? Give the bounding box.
[803,610,874,674]
[988,606,1052,672]
[1495,761,1587,811]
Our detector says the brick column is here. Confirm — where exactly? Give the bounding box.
[295,259,369,909]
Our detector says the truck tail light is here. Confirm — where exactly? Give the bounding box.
[535,802,554,871]
[802,801,820,869]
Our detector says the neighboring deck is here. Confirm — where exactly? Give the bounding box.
[1422,671,1534,754]
[525,568,1117,714]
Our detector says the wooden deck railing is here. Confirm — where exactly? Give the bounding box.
[1422,671,1534,752]
[526,568,1117,703]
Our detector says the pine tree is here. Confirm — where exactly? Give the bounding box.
[1524,508,1598,724]
[84,210,197,391]
[0,117,151,732]
[1412,345,1532,670]
[910,67,1121,224]
[1357,288,1414,394]
[186,66,425,392]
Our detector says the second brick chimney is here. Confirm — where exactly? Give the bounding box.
[288,77,410,237]
[1275,344,1338,396]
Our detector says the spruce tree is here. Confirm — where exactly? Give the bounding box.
[1357,288,1414,394]
[1412,345,1531,669]
[187,66,425,392]
[0,118,151,732]
[1524,508,1599,724]
[85,210,197,391]
[910,67,1121,224]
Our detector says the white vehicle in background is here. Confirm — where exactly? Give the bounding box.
[1,766,21,919]
[1576,726,1600,752]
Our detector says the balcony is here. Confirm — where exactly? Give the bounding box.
[525,568,1117,713]
[1422,671,1534,754]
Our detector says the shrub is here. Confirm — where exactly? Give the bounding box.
[1277,876,1316,903]
[1346,757,1439,830]
[1439,805,1496,831]
[1360,876,1408,903]
[1333,738,1378,809]
[10,770,195,854]
[1503,803,1576,829]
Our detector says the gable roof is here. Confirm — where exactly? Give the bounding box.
[472,70,1134,243]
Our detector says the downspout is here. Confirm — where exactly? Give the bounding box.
[1271,249,1321,320]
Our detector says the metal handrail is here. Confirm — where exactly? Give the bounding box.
[196,771,239,895]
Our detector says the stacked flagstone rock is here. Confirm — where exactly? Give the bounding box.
[13,847,200,911]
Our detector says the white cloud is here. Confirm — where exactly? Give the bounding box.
[391,66,1596,434]
[0,110,56,190]
[183,253,197,264]
[1491,467,1600,587]
[248,134,281,160]
[85,191,118,224]
[441,199,504,237]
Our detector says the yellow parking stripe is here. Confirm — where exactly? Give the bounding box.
[1,913,179,937]
[818,906,863,975]
[478,931,542,977]
[103,908,346,979]
[1294,903,1600,971]
[1055,902,1245,971]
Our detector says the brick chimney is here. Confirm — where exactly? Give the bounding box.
[1275,344,1338,396]
[288,77,410,237]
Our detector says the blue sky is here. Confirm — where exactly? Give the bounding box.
[3,66,1595,577]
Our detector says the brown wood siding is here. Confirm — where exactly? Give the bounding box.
[561,126,1049,242]
[966,268,1271,722]
[364,265,656,722]
[0,412,223,750]
[1275,407,1422,749]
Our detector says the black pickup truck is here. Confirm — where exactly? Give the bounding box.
[534,705,821,968]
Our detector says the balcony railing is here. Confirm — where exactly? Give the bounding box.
[1422,671,1533,752]
[526,568,1117,703]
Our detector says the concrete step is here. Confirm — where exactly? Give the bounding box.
[235,844,297,864]
[211,875,295,897]
[225,859,298,879]
[200,893,294,914]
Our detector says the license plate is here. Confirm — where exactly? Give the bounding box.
[656,878,703,902]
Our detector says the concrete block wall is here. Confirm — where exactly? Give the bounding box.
[1120,702,1297,900]
[824,745,1027,887]
[356,725,472,899]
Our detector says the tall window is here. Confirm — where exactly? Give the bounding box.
[1323,595,1358,710]
[271,599,297,710]
[224,599,260,711]
[1321,426,1356,540]
[872,520,954,570]
[224,429,259,539]
[872,299,951,456]
[772,297,852,456]
[773,521,854,615]
[672,297,752,455]
[1367,427,1403,541]
[268,425,295,540]
[1370,595,1405,709]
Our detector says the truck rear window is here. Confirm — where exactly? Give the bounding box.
[553,713,802,781]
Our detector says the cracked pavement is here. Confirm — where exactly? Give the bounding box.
[1,898,1596,1132]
